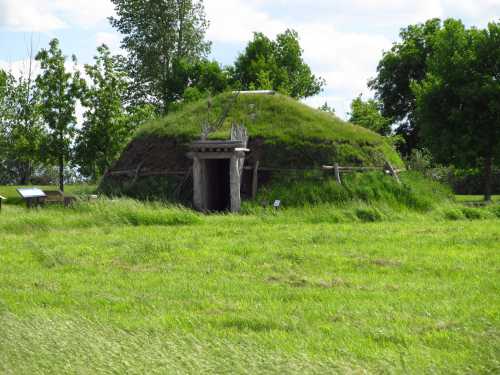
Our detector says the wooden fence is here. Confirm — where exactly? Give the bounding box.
[106,160,402,200]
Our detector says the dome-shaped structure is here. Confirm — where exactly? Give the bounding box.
[100,93,402,206]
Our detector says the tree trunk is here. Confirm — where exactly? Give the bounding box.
[59,153,64,192]
[483,154,493,202]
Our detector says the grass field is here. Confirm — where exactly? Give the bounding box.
[0,199,499,374]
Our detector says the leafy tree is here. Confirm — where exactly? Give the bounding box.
[0,64,45,184]
[348,95,392,136]
[369,19,442,154]
[232,29,325,99]
[0,69,12,182]
[169,59,231,104]
[0,69,6,98]
[35,38,85,192]
[75,45,132,180]
[413,20,500,201]
[109,0,211,114]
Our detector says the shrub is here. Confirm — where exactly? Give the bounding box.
[355,207,383,222]
[461,207,484,220]
[443,209,464,221]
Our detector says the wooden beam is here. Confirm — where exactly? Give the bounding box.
[385,161,401,184]
[252,160,260,199]
[334,163,342,184]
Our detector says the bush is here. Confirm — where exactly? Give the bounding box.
[461,207,485,220]
[443,208,464,221]
[355,207,383,222]
[490,206,500,218]
[406,148,433,174]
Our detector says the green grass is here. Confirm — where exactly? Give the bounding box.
[256,171,453,211]
[135,92,402,168]
[0,199,499,373]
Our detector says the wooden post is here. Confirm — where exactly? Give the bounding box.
[192,156,204,211]
[230,156,241,212]
[252,160,260,199]
[334,163,342,184]
[385,161,401,184]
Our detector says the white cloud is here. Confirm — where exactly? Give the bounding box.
[0,0,66,32]
[96,32,122,54]
[0,59,40,78]
[52,0,115,29]
[205,0,286,43]
[0,0,114,32]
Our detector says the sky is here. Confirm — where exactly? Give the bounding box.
[1,0,499,119]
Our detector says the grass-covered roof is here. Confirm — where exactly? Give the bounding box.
[135,92,402,168]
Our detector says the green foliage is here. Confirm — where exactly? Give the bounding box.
[348,95,392,136]
[369,18,443,154]
[461,207,485,220]
[413,20,500,201]
[186,60,231,96]
[74,45,133,180]
[109,0,211,114]
[405,148,434,173]
[232,30,325,98]
[0,66,45,184]
[35,39,85,191]
[443,208,465,221]
[355,207,383,222]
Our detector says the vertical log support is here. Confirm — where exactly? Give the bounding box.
[385,161,401,184]
[251,160,260,199]
[192,156,205,211]
[334,163,342,184]
[230,155,242,212]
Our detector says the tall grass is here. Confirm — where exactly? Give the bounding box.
[0,199,201,234]
[255,171,453,211]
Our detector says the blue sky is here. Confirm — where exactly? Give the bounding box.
[1,0,499,119]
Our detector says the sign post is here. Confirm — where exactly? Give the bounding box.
[16,188,47,209]
[0,195,6,212]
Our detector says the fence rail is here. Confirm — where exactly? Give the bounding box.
[106,161,403,188]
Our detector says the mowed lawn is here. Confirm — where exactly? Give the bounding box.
[0,202,499,374]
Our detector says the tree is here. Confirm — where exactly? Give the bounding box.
[232,29,325,99]
[413,20,500,201]
[75,45,131,180]
[0,69,12,182]
[369,19,442,154]
[348,95,392,136]
[0,62,45,184]
[109,0,211,114]
[35,39,85,192]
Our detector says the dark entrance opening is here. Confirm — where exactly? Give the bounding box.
[205,159,230,211]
